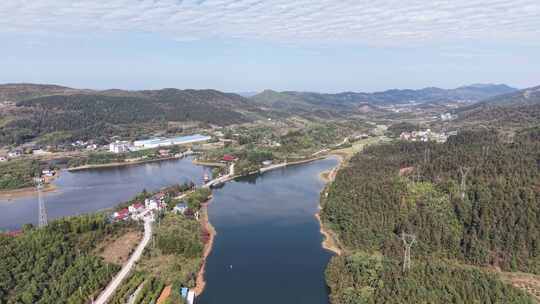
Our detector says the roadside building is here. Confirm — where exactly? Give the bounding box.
[400,132,412,141]
[173,202,188,215]
[8,150,22,158]
[262,160,273,166]
[42,169,55,177]
[3,230,23,237]
[128,202,145,213]
[145,198,165,211]
[109,141,130,154]
[113,208,130,221]
[180,288,189,300]
[222,154,237,162]
[158,149,170,157]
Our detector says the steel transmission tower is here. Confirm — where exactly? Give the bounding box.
[401,232,416,272]
[36,178,48,227]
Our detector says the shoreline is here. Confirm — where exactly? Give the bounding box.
[316,154,345,256]
[67,156,185,172]
[192,160,226,167]
[0,183,57,200]
[315,212,342,256]
[193,198,216,296]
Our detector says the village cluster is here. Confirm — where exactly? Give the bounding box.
[0,133,211,162]
[112,191,198,223]
[399,129,457,143]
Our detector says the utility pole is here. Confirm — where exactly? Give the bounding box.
[482,146,490,160]
[36,178,48,227]
[401,232,416,272]
[424,148,431,164]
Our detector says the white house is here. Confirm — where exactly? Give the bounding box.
[128,202,145,214]
[145,198,163,211]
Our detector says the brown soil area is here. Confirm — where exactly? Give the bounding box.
[499,271,540,303]
[192,160,226,167]
[95,230,143,265]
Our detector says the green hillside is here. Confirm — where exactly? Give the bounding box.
[453,86,540,130]
[322,129,540,303]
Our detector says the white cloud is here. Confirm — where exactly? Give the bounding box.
[1,0,539,46]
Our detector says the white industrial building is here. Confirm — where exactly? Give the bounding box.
[132,134,211,150]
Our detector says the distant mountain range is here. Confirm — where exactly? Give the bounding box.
[250,84,518,114]
[0,82,530,146]
[476,85,540,107]
[0,83,265,146]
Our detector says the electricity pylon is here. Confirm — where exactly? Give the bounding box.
[459,166,471,200]
[36,178,48,227]
[401,232,416,272]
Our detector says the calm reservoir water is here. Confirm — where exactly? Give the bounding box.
[198,157,339,304]
[0,156,340,303]
[0,157,205,230]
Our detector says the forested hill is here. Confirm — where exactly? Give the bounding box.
[454,85,540,129]
[480,85,540,107]
[0,83,86,102]
[0,84,266,145]
[251,84,517,112]
[322,129,540,303]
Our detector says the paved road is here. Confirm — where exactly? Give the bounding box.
[95,217,153,304]
[204,163,235,188]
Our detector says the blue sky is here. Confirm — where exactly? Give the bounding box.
[1,0,539,92]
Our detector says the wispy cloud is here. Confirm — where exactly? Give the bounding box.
[1,0,539,46]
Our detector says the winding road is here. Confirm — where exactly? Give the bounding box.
[95,217,153,304]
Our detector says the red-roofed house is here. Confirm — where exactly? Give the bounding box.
[4,230,23,237]
[129,202,145,213]
[114,208,130,220]
[222,154,237,162]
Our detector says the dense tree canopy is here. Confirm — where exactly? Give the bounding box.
[322,129,540,303]
[0,214,129,303]
[0,159,40,190]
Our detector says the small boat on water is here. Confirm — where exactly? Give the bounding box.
[203,172,210,183]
